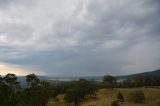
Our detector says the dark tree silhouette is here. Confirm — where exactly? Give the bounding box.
[117,92,124,103]
[26,73,40,88]
[0,73,21,106]
[103,75,116,88]
[24,73,54,106]
[64,79,98,106]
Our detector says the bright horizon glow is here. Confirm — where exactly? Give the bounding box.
[0,64,37,76]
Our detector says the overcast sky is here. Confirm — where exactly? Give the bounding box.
[0,0,160,76]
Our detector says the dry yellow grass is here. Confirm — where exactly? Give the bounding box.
[48,88,160,106]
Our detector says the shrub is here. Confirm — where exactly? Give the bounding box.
[117,92,124,102]
[127,90,145,103]
[64,79,98,106]
[154,99,160,106]
[111,100,119,106]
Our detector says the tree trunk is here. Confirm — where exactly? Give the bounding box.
[74,100,79,106]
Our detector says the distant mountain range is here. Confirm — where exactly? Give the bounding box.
[17,69,160,85]
[116,69,160,79]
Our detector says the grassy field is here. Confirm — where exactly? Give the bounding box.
[48,88,160,106]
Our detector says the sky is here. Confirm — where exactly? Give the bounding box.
[0,0,160,76]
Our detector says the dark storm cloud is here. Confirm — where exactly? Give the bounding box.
[0,0,160,76]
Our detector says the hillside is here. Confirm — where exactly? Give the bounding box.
[116,69,160,79]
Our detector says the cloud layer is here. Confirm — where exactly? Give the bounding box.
[0,0,160,76]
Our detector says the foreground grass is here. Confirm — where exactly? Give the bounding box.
[48,88,160,106]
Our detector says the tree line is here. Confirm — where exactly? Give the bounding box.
[116,75,160,88]
[102,75,160,88]
[0,73,98,106]
[0,73,54,106]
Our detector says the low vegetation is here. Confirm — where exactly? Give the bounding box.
[111,100,119,106]
[127,90,145,103]
[154,99,160,106]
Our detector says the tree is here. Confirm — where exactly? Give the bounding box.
[26,73,40,88]
[53,82,72,100]
[39,80,54,105]
[77,79,97,97]
[24,74,54,106]
[3,73,20,90]
[132,76,143,87]
[0,73,21,106]
[64,79,98,106]
[0,73,55,106]
[0,75,2,83]
[64,88,82,106]
[103,75,116,88]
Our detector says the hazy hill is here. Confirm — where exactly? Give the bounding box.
[116,69,160,79]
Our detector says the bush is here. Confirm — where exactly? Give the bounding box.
[64,79,98,106]
[117,92,124,102]
[111,100,119,106]
[127,90,145,103]
[154,99,160,106]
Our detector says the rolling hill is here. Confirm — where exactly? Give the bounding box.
[116,69,160,79]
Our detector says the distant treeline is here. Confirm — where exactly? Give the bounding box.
[115,75,160,88]
[0,73,160,106]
